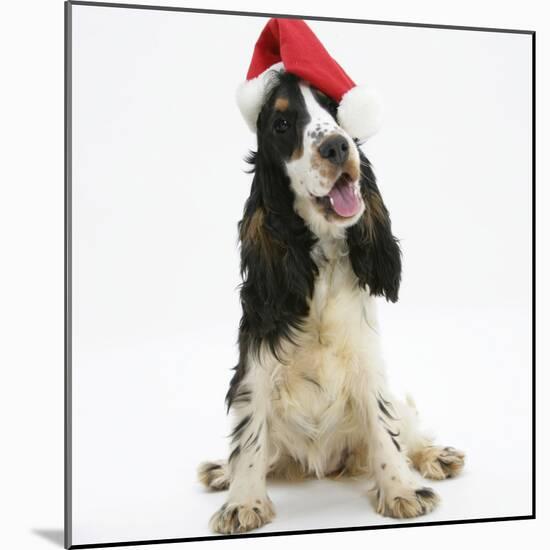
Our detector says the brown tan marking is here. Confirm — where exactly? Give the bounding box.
[291,143,304,161]
[344,158,360,182]
[310,149,339,183]
[240,207,285,258]
[241,208,265,243]
[274,97,289,111]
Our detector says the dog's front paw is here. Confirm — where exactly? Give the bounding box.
[209,497,275,534]
[411,446,465,480]
[375,486,439,519]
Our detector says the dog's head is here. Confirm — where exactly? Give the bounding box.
[240,71,401,313]
[255,72,364,236]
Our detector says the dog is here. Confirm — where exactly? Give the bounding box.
[198,70,465,534]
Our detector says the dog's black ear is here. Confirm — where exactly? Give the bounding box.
[346,152,402,302]
[237,155,318,357]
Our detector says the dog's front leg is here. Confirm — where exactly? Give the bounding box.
[353,338,440,519]
[209,351,275,534]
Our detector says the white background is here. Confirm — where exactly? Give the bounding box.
[0,1,547,550]
[68,4,533,546]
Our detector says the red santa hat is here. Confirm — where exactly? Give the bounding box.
[236,18,382,143]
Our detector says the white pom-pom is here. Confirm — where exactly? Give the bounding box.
[236,62,285,133]
[337,86,383,143]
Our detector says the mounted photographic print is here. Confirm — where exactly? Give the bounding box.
[65,1,535,548]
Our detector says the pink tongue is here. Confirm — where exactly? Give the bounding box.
[328,181,361,217]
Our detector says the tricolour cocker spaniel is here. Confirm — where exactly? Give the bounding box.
[198,69,465,534]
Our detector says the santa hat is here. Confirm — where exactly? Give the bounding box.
[236,18,382,143]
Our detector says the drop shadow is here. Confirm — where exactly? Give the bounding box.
[32,529,64,547]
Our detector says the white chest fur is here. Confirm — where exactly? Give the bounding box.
[268,238,379,476]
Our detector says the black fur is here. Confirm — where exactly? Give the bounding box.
[228,445,241,463]
[230,414,252,442]
[347,153,402,303]
[415,487,437,500]
[391,436,401,452]
[377,397,398,421]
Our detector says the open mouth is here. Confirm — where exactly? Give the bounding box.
[314,173,362,218]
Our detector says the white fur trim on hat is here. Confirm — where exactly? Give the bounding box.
[236,62,285,133]
[337,86,383,143]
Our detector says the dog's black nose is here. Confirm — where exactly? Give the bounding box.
[319,135,349,165]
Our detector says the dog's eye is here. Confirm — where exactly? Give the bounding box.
[273,118,290,133]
